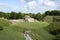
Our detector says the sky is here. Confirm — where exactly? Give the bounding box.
[0,0,60,13]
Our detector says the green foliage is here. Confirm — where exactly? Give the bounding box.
[44,10,60,16]
[17,12,25,19]
[43,16,53,23]
[0,11,25,19]
[0,18,11,31]
[10,12,17,19]
[44,22,60,40]
[0,25,3,31]
[54,34,60,40]
[27,13,43,21]
[34,13,42,21]
[53,16,60,22]
[0,11,44,21]
[0,18,11,27]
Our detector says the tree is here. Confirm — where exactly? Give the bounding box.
[44,10,60,16]
[0,12,4,17]
[17,12,25,19]
[34,13,42,21]
[10,12,17,19]
[44,11,51,16]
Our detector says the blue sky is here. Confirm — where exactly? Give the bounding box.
[0,0,60,13]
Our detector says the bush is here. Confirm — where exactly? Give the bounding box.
[44,22,60,40]
[0,18,11,27]
[0,26,3,31]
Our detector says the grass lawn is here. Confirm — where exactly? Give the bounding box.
[0,18,25,40]
[0,27,25,40]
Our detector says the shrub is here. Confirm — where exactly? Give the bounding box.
[0,25,3,31]
[0,18,11,27]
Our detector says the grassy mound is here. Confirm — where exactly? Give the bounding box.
[0,18,11,27]
[43,16,53,23]
[0,18,25,40]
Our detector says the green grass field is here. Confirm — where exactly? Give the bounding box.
[15,22,55,40]
[0,18,25,40]
[0,18,55,40]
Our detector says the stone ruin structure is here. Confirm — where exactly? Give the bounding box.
[24,15,38,22]
[9,15,39,24]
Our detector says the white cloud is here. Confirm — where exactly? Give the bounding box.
[0,0,60,13]
[27,1,37,9]
[19,0,57,13]
[44,0,56,6]
[38,0,56,6]
[20,0,25,3]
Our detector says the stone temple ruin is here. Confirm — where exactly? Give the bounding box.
[24,15,38,22]
[9,15,39,24]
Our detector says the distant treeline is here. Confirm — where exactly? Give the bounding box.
[0,10,60,21]
[44,10,60,16]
